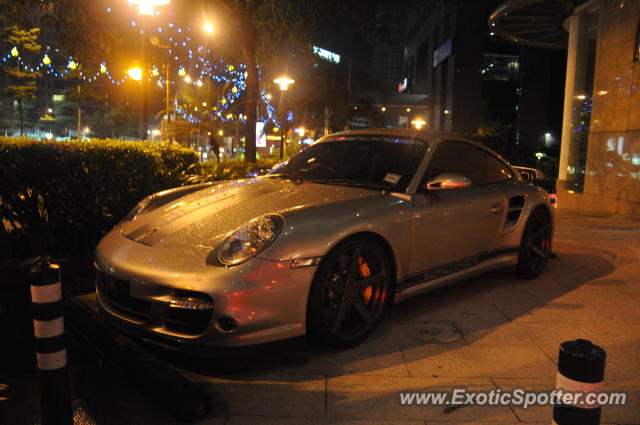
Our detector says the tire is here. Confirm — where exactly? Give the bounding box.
[307,237,393,348]
[516,207,552,278]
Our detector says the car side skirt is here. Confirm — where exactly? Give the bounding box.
[395,246,519,302]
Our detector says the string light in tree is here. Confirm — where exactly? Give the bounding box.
[0,16,281,125]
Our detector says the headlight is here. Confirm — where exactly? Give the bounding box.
[218,215,284,266]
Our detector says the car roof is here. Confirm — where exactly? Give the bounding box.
[327,128,440,143]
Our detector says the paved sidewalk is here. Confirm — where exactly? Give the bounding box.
[169,212,640,425]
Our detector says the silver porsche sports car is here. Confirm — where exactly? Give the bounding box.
[95,129,553,349]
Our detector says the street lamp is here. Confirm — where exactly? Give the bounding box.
[127,67,143,81]
[274,76,295,159]
[274,77,295,91]
[203,22,215,35]
[130,0,170,15]
[128,0,170,141]
[411,119,426,130]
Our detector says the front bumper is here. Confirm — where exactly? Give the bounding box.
[94,228,318,347]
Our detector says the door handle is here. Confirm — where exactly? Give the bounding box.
[490,205,503,214]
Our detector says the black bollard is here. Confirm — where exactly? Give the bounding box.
[30,260,73,425]
[553,339,606,425]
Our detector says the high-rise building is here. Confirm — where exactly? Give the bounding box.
[399,0,564,148]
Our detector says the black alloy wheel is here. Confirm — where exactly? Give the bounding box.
[516,208,552,278]
[307,237,392,348]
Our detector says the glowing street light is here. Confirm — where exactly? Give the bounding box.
[274,77,295,91]
[129,0,170,141]
[203,21,215,34]
[178,67,186,77]
[42,54,51,65]
[274,76,295,159]
[183,75,192,84]
[130,0,170,16]
[67,60,77,70]
[127,67,143,81]
[10,47,18,57]
[411,119,427,130]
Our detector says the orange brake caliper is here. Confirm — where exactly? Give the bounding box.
[358,257,373,303]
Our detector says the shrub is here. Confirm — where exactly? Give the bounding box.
[0,137,201,259]
[199,159,279,182]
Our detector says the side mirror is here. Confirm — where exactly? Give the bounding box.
[513,166,544,182]
[426,173,472,191]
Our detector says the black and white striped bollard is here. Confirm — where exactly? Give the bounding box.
[30,260,73,425]
[553,339,606,425]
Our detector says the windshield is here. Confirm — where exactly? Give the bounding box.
[270,136,427,192]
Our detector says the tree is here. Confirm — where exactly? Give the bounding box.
[214,0,262,162]
[208,0,319,162]
[39,0,120,68]
[2,26,40,135]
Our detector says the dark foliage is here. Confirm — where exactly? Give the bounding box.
[0,138,201,259]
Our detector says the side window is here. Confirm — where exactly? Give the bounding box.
[423,140,512,186]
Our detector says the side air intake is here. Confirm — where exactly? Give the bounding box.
[506,196,525,228]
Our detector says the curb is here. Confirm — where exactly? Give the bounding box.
[64,293,213,421]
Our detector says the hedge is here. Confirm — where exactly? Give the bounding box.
[200,159,278,182]
[0,137,202,260]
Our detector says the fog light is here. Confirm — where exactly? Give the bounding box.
[154,293,214,310]
[168,297,214,310]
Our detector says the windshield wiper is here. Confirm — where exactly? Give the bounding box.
[306,179,391,191]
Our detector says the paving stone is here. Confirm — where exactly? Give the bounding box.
[389,292,511,326]
[248,340,410,377]
[574,323,640,348]
[373,320,464,346]
[327,374,516,422]
[456,322,594,348]
[191,374,326,418]
[506,302,636,324]
[226,416,424,425]
[401,343,556,379]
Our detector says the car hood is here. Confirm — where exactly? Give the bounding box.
[119,177,384,248]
